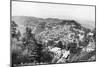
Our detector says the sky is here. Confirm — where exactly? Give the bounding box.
[12,1,95,28]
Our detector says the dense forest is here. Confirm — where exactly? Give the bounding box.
[11,16,96,67]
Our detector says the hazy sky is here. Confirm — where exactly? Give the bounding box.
[12,1,95,22]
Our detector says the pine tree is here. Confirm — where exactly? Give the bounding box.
[11,21,18,38]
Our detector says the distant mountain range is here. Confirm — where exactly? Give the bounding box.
[12,16,95,30]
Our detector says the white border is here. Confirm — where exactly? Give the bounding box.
[0,0,99,67]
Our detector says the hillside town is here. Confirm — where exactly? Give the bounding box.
[11,17,96,67]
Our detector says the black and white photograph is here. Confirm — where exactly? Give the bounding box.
[11,0,96,67]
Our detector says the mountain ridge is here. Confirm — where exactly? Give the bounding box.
[12,16,95,30]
